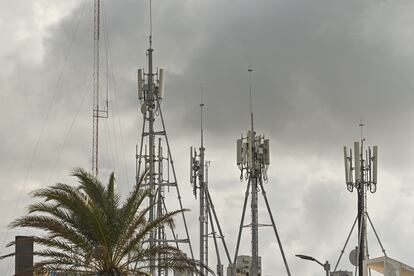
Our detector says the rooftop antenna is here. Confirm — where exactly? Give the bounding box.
[92,0,109,177]
[334,122,386,276]
[135,1,193,275]
[190,87,232,276]
[233,67,292,276]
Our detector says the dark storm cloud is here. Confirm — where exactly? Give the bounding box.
[1,0,414,275]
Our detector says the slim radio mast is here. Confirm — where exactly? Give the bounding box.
[233,66,291,276]
[92,0,108,177]
[190,88,232,276]
[335,122,386,276]
[136,1,193,275]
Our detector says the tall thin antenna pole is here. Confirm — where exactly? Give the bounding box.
[91,0,108,177]
[201,85,204,148]
[190,87,231,276]
[199,86,207,275]
[359,118,364,142]
[136,2,194,275]
[92,0,101,177]
[234,66,291,276]
[248,65,254,132]
[149,0,153,48]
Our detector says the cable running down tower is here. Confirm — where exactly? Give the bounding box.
[190,89,232,276]
[233,67,291,276]
[135,2,193,275]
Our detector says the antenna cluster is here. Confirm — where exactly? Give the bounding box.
[333,134,382,276]
[190,146,205,196]
[231,67,291,276]
[137,67,165,103]
[134,3,194,275]
[237,132,270,181]
[343,142,378,193]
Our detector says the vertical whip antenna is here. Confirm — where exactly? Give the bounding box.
[149,0,153,48]
[248,65,254,132]
[200,84,204,148]
[359,118,364,141]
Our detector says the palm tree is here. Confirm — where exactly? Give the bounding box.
[1,168,205,275]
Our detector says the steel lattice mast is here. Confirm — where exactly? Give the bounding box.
[190,90,232,276]
[135,2,194,275]
[92,0,108,177]
[233,67,291,276]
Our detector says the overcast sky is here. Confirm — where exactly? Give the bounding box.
[1,0,414,275]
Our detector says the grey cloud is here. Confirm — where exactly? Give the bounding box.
[1,0,414,275]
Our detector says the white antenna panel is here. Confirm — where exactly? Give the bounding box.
[237,139,243,165]
[190,147,194,184]
[344,146,350,184]
[138,69,143,99]
[248,131,253,167]
[159,145,163,177]
[159,68,165,99]
[264,139,270,165]
[373,145,378,184]
[343,147,353,184]
[354,142,360,181]
[243,143,248,164]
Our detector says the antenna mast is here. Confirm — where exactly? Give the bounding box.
[233,67,291,276]
[92,0,108,177]
[136,1,193,275]
[337,122,386,275]
[190,89,232,276]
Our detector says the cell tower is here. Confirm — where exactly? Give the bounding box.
[92,0,108,177]
[135,1,193,275]
[190,89,232,276]
[333,121,386,276]
[232,67,291,276]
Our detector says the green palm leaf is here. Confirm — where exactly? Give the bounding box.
[1,168,207,275]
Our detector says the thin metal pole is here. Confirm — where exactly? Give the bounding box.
[356,208,364,275]
[366,213,387,256]
[199,146,206,275]
[333,215,358,272]
[250,174,259,276]
[207,188,222,276]
[258,179,291,276]
[136,117,146,183]
[206,190,232,265]
[92,0,101,177]
[157,100,194,259]
[357,139,366,276]
[232,179,251,276]
[199,89,207,275]
[147,43,156,275]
